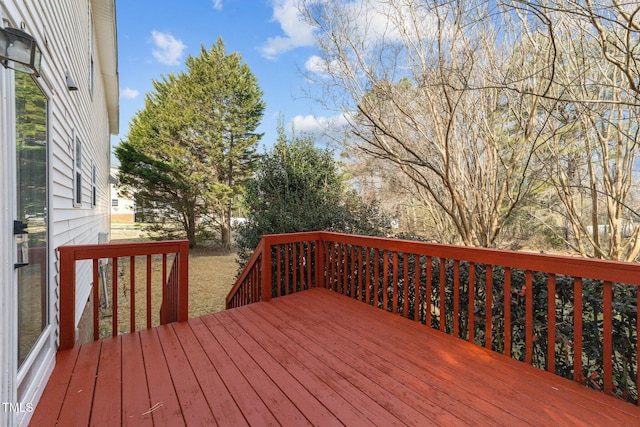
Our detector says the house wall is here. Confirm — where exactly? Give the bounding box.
[0,1,117,426]
[110,166,136,223]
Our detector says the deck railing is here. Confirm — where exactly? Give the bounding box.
[58,240,189,350]
[229,231,640,404]
[226,232,323,308]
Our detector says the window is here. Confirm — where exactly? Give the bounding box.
[91,162,97,207]
[74,137,82,206]
[111,199,119,207]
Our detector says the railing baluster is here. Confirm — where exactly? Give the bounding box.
[383,250,390,311]
[525,270,533,364]
[574,277,583,383]
[392,252,399,314]
[112,257,118,337]
[130,256,136,333]
[365,248,371,305]
[547,274,556,374]
[146,254,152,329]
[338,243,343,294]
[425,256,432,328]
[468,262,475,343]
[300,242,306,291]
[374,250,380,309]
[349,245,360,298]
[343,244,349,296]
[603,281,613,395]
[413,255,420,322]
[453,260,460,337]
[92,259,99,341]
[358,247,364,302]
[327,243,332,291]
[439,258,445,332]
[485,265,493,350]
[330,243,336,291]
[504,267,511,357]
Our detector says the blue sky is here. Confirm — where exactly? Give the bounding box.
[114,0,337,161]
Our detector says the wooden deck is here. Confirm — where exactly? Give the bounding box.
[31,288,640,426]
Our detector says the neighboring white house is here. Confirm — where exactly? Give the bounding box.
[0,1,118,426]
[110,166,136,223]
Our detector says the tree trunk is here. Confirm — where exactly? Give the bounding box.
[221,222,231,250]
[222,142,234,250]
[187,214,197,249]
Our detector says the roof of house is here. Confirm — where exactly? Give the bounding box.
[91,0,119,135]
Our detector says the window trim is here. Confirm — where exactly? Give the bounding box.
[91,161,96,207]
[73,136,82,207]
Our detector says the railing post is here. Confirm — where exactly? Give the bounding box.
[261,238,272,302]
[178,240,189,322]
[315,237,325,288]
[59,247,76,350]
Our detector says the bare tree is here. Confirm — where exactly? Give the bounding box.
[527,9,640,260]
[302,0,550,247]
[509,0,640,102]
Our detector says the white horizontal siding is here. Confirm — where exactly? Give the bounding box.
[1,1,117,426]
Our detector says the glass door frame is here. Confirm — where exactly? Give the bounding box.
[0,62,52,417]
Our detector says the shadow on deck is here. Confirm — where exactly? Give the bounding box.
[31,288,640,426]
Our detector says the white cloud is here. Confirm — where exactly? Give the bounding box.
[305,55,325,75]
[151,30,186,66]
[291,113,349,134]
[304,55,342,78]
[212,0,223,10]
[120,88,140,99]
[260,0,316,60]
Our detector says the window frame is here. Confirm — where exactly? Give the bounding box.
[73,136,82,207]
[91,161,96,207]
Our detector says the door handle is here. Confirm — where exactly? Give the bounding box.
[14,220,29,268]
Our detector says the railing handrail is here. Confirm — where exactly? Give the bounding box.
[317,232,640,285]
[58,239,189,259]
[58,239,189,350]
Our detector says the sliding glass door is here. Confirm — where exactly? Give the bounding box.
[15,72,48,367]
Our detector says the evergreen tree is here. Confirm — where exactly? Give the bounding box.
[116,39,264,248]
[236,120,387,265]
